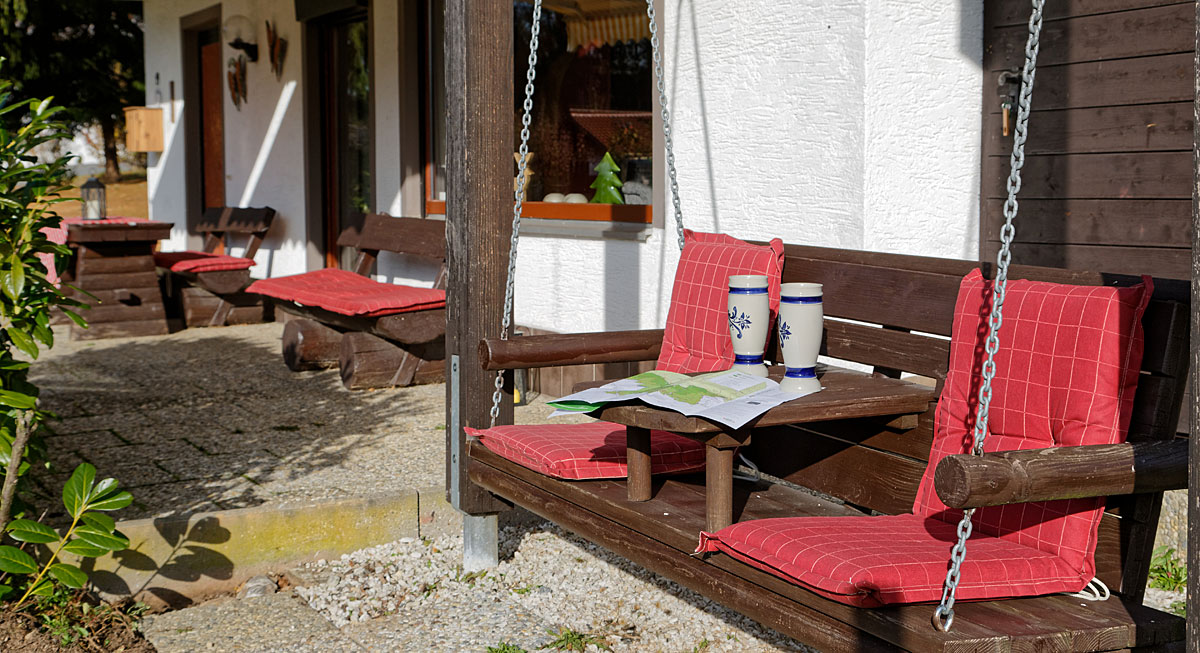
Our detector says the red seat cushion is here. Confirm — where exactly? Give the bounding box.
[700,269,1153,605]
[697,515,1086,607]
[655,230,785,373]
[155,251,256,274]
[466,422,706,480]
[247,268,445,317]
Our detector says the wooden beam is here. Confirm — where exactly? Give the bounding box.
[479,329,664,370]
[1187,1,1199,649]
[933,441,1189,510]
[443,0,513,515]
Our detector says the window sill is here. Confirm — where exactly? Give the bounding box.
[425,200,652,224]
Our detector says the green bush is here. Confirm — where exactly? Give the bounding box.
[1148,546,1187,593]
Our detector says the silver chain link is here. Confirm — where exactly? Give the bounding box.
[933,0,1044,633]
[646,0,686,251]
[490,0,543,427]
[489,0,684,426]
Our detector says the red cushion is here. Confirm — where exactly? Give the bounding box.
[655,230,785,373]
[247,268,445,317]
[700,270,1153,605]
[155,251,256,273]
[466,422,706,480]
[697,515,1086,607]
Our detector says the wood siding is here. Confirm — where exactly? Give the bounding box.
[981,1,1193,279]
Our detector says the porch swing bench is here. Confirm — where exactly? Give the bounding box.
[467,244,1190,652]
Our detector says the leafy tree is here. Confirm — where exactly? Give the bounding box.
[0,62,91,531]
[0,0,144,181]
[589,152,624,205]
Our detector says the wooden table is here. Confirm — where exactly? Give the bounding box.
[594,365,937,532]
[58,218,172,340]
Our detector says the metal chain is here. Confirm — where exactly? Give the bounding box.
[646,0,686,251]
[933,0,1044,633]
[490,0,683,425]
[490,0,542,427]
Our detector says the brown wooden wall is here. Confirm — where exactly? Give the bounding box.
[981,0,1193,280]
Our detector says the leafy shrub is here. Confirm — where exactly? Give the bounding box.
[1149,546,1187,593]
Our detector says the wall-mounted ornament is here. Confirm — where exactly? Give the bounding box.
[223,14,258,62]
[228,55,248,110]
[266,21,288,81]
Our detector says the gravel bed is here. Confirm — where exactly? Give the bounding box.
[296,520,810,652]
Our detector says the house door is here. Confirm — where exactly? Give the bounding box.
[198,28,225,213]
[316,12,371,269]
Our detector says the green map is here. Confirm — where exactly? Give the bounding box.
[549,370,768,412]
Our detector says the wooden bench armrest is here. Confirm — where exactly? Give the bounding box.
[933,439,1188,509]
[479,329,664,371]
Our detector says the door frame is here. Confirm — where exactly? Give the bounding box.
[300,1,375,270]
[180,4,223,251]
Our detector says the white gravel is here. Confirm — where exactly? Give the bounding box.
[296,521,810,652]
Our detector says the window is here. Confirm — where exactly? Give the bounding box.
[425,0,655,224]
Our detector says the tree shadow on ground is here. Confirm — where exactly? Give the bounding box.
[26,325,445,524]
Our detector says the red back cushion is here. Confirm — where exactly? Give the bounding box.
[656,230,785,373]
[913,269,1152,579]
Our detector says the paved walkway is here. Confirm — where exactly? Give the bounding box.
[33,323,446,520]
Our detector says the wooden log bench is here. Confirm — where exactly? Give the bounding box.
[249,214,446,389]
[469,244,1190,652]
[156,207,276,327]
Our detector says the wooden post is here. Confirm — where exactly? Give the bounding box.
[626,426,652,502]
[1189,3,1199,648]
[443,0,512,519]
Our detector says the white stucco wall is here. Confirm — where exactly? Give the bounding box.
[144,0,309,277]
[513,0,984,333]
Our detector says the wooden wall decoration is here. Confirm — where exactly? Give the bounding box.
[266,21,288,81]
[227,55,248,110]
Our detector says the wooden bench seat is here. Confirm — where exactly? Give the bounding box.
[157,206,276,327]
[251,214,447,389]
[466,244,1190,651]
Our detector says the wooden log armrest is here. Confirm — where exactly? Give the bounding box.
[933,440,1188,509]
[479,329,664,371]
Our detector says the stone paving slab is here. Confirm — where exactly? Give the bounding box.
[341,592,555,652]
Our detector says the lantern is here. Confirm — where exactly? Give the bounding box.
[81,178,106,219]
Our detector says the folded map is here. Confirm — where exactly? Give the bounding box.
[548,369,820,429]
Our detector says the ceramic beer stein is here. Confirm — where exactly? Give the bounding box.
[727,274,770,377]
[777,282,823,393]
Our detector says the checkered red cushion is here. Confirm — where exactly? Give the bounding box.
[467,422,705,480]
[696,515,1085,606]
[155,251,256,273]
[247,268,446,317]
[699,270,1153,605]
[656,230,785,373]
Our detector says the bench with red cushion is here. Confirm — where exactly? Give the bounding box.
[247,267,445,317]
[465,230,783,480]
[697,269,1154,606]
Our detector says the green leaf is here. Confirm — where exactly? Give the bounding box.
[87,490,132,512]
[6,518,58,544]
[74,526,129,551]
[60,309,87,329]
[26,577,53,597]
[89,477,118,503]
[79,512,115,533]
[46,563,86,589]
[0,359,29,371]
[0,391,35,410]
[61,538,108,558]
[0,584,13,599]
[6,328,37,358]
[8,259,25,299]
[62,463,96,519]
[0,545,37,574]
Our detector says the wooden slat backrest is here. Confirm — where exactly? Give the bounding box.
[195,207,276,260]
[346,214,447,260]
[748,244,1189,598]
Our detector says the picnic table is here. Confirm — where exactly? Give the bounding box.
[54,218,172,340]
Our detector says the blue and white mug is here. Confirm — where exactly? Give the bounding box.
[727,274,770,378]
[778,282,823,393]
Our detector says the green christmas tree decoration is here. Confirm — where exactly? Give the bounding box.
[589,152,625,205]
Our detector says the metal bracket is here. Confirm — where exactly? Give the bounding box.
[449,354,461,510]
